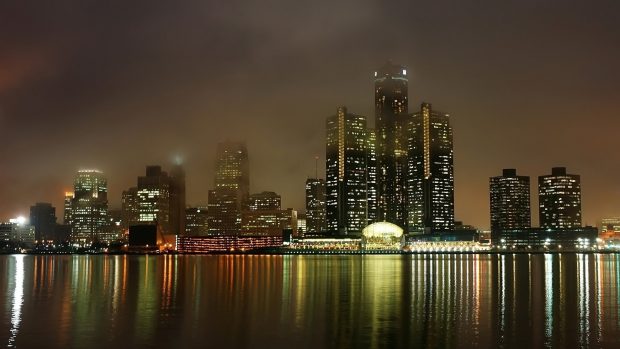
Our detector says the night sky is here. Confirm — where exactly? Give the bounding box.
[1,0,619,229]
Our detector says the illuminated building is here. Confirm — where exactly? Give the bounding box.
[63,192,73,225]
[600,217,620,242]
[121,187,139,230]
[29,202,57,242]
[492,227,597,250]
[69,170,108,245]
[538,167,581,228]
[297,213,306,235]
[326,106,368,236]
[0,219,35,247]
[361,222,405,250]
[137,166,171,235]
[208,141,250,235]
[490,169,531,233]
[407,102,454,234]
[305,178,326,233]
[185,207,209,236]
[374,61,409,228]
[366,129,378,224]
[169,163,186,236]
[176,235,283,253]
[100,209,123,243]
[248,191,281,211]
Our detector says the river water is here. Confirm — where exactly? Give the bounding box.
[0,254,619,348]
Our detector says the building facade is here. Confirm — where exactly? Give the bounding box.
[137,166,171,235]
[489,169,531,233]
[538,167,582,229]
[185,207,209,236]
[407,103,455,234]
[29,202,57,243]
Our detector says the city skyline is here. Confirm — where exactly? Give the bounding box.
[1,1,619,230]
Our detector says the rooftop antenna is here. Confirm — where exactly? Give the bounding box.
[314,155,319,179]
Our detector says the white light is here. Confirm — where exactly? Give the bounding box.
[9,216,27,226]
[402,69,407,75]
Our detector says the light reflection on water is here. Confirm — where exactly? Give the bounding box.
[0,254,619,348]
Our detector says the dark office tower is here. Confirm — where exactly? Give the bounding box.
[305,178,326,233]
[248,191,281,211]
[490,169,531,233]
[169,163,186,235]
[366,129,378,225]
[538,167,582,228]
[185,207,209,236]
[214,141,250,208]
[407,103,455,234]
[374,61,410,228]
[137,166,171,235]
[121,187,139,230]
[70,170,108,245]
[29,203,57,242]
[207,188,240,235]
[326,106,368,236]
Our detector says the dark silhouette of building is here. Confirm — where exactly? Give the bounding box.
[29,202,57,243]
[407,102,454,234]
[305,178,326,233]
[121,187,139,230]
[208,187,240,235]
[539,167,582,228]
[326,106,368,236]
[374,61,410,229]
[169,163,186,235]
[490,169,531,233]
[185,207,209,236]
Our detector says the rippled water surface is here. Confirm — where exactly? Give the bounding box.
[1,254,619,348]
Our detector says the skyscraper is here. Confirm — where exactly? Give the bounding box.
[121,187,139,230]
[63,192,73,225]
[407,102,455,234]
[70,170,108,245]
[29,202,57,243]
[248,191,281,211]
[185,207,209,236]
[490,169,531,233]
[374,61,410,228]
[137,165,171,235]
[539,167,582,228]
[208,141,250,235]
[326,106,367,236]
[305,178,326,233]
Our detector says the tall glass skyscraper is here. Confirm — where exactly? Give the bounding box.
[407,103,454,234]
[374,61,409,229]
[326,106,368,236]
[366,129,378,225]
[538,167,581,228]
[490,169,531,233]
[70,169,108,245]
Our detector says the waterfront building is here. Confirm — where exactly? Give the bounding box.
[29,202,57,243]
[297,213,307,236]
[240,208,298,237]
[361,222,404,250]
[406,102,455,234]
[489,169,531,233]
[185,207,209,236]
[63,192,73,225]
[538,167,582,229]
[69,170,108,245]
[493,226,597,250]
[176,235,283,253]
[0,219,35,247]
[305,178,326,233]
[374,61,410,228]
[326,106,368,236]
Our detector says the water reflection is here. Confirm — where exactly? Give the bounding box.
[0,254,619,348]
